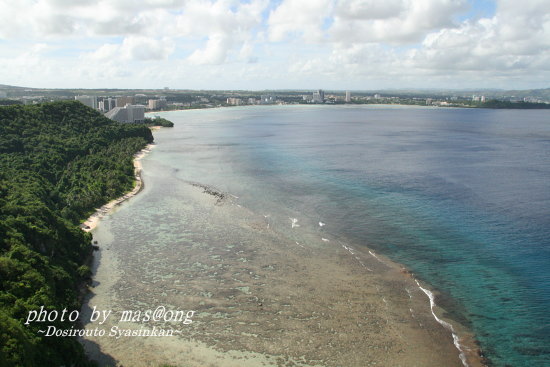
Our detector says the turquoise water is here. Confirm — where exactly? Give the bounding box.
[150,105,549,366]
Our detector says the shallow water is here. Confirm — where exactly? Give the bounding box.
[86,105,549,367]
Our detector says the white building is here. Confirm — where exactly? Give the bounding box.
[75,95,98,109]
[226,97,242,106]
[345,91,351,103]
[104,104,145,123]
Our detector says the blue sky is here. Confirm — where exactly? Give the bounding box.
[0,0,548,90]
[461,0,496,20]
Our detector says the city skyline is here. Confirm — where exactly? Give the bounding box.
[0,0,548,90]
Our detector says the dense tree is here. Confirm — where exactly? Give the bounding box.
[0,101,153,366]
[144,116,174,127]
[480,99,550,109]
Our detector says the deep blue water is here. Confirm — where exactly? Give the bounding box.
[155,105,550,367]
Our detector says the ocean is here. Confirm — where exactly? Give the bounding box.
[91,105,550,366]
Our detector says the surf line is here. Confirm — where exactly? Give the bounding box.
[415,279,468,367]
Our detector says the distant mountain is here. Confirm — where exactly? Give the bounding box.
[490,88,550,99]
[0,84,29,89]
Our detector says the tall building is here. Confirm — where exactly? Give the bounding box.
[126,104,144,123]
[106,98,116,111]
[98,98,116,112]
[75,95,98,109]
[116,96,135,107]
[105,104,145,123]
[134,94,147,104]
[148,99,161,110]
[312,89,325,103]
[345,91,351,103]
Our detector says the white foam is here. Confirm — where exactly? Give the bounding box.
[290,218,300,228]
[415,280,469,367]
[319,221,325,227]
[341,244,356,255]
[321,238,329,242]
[368,250,385,264]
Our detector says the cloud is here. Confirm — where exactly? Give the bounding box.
[273,0,549,89]
[267,0,334,42]
[0,0,548,89]
[88,36,175,61]
[329,0,468,45]
[178,0,267,64]
[187,34,232,64]
[0,0,186,39]
[410,0,550,76]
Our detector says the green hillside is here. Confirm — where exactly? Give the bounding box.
[0,101,153,366]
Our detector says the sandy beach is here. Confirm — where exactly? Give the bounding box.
[80,143,155,232]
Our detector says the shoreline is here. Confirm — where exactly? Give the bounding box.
[411,275,486,367]
[80,143,155,232]
[78,126,486,367]
[81,191,486,366]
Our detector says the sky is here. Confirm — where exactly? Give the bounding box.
[0,0,548,90]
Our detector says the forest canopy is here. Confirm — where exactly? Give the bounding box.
[0,101,153,366]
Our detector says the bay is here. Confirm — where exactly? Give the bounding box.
[87,105,550,367]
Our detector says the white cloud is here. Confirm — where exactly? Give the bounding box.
[0,0,187,39]
[267,0,334,42]
[87,36,175,61]
[178,0,267,64]
[187,34,232,64]
[329,0,468,45]
[410,0,550,76]
[0,0,548,89]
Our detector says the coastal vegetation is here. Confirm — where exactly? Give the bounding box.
[144,116,174,127]
[478,99,550,109]
[0,100,23,106]
[0,101,153,366]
